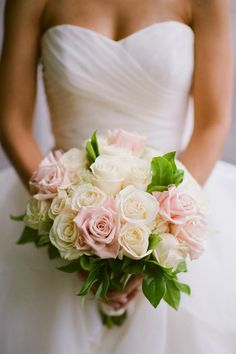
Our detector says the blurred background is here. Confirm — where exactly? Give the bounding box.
[0,0,236,170]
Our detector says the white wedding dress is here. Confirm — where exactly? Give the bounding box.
[1,21,236,354]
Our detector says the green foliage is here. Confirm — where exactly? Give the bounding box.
[122,260,145,274]
[86,131,100,165]
[140,256,190,310]
[174,281,191,295]
[142,266,166,308]
[99,309,128,329]
[35,234,50,247]
[16,227,38,245]
[147,151,184,193]
[148,234,161,250]
[174,260,187,274]
[163,277,181,310]
[78,264,105,297]
[48,243,61,259]
[57,261,81,273]
[10,214,25,221]
[38,221,53,235]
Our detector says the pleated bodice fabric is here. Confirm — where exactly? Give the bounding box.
[41,21,194,151]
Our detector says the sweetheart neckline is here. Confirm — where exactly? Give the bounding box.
[41,20,194,44]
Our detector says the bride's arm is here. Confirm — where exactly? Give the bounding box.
[0,0,47,188]
[179,0,234,185]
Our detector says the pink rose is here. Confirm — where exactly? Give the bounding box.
[30,151,72,200]
[107,129,146,155]
[171,219,206,260]
[154,186,199,225]
[74,200,120,259]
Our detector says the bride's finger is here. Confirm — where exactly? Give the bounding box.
[124,274,143,295]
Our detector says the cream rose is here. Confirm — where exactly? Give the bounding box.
[90,155,126,195]
[117,185,159,225]
[123,157,151,190]
[118,223,152,260]
[153,233,187,269]
[71,183,107,211]
[24,197,50,230]
[48,190,71,220]
[60,148,87,171]
[151,214,171,235]
[49,212,88,260]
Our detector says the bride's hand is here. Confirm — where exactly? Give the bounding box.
[77,270,143,310]
[104,274,143,310]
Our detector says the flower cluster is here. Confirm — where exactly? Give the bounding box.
[16,129,208,326]
[24,129,207,267]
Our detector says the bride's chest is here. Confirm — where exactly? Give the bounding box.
[41,22,194,95]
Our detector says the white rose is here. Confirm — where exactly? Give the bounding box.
[123,157,151,190]
[71,183,107,211]
[90,155,126,195]
[153,233,186,269]
[60,149,88,185]
[49,212,84,260]
[141,147,163,163]
[66,170,94,197]
[48,190,71,220]
[24,197,50,230]
[119,223,152,260]
[117,185,159,225]
[60,148,87,171]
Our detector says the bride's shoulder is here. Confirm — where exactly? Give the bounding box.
[4,0,47,31]
[189,0,231,33]
[191,0,231,21]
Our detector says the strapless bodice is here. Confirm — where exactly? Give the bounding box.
[41,21,194,151]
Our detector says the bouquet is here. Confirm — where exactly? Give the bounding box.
[12,129,207,328]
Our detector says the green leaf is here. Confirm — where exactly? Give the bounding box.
[174,281,191,295]
[48,243,61,259]
[121,257,133,271]
[147,156,173,193]
[86,131,100,165]
[163,151,184,187]
[100,270,110,299]
[123,260,144,274]
[148,234,162,250]
[78,265,103,296]
[108,259,123,275]
[99,309,127,328]
[86,141,97,163]
[38,221,53,235]
[36,234,50,247]
[110,275,124,292]
[80,255,97,272]
[147,185,169,193]
[174,260,187,274]
[16,227,38,245]
[174,169,184,186]
[91,131,100,157]
[163,151,177,172]
[163,277,181,310]
[142,267,166,308]
[10,214,25,221]
[57,261,81,273]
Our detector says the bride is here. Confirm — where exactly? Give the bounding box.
[0,0,236,353]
